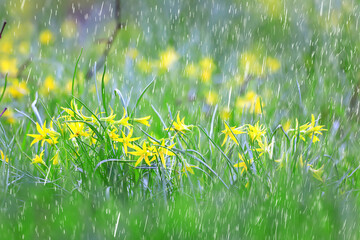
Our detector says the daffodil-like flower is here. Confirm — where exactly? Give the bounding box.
[116,128,140,155]
[113,108,132,128]
[27,121,59,146]
[292,114,327,143]
[247,122,266,142]
[128,141,155,167]
[165,113,192,133]
[182,163,196,176]
[134,116,151,127]
[66,122,89,139]
[150,139,175,168]
[221,123,245,146]
[0,150,9,163]
[32,150,45,165]
[51,150,60,165]
[234,154,252,174]
[255,137,274,158]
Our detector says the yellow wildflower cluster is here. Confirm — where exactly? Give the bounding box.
[222,115,327,182]
[235,91,264,115]
[239,52,281,78]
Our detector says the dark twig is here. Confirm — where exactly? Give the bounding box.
[86,0,124,80]
[0,21,6,39]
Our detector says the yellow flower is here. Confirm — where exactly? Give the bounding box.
[199,57,216,73]
[19,41,30,55]
[7,79,29,99]
[51,150,60,165]
[113,108,132,128]
[41,75,56,95]
[27,121,59,146]
[32,150,45,165]
[134,116,151,127]
[39,29,53,45]
[221,123,245,146]
[184,63,198,78]
[66,122,89,139]
[116,128,140,155]
[266,57,281,73]
[137,58,153,73]
[129,141,155,167]
[220,107,231,120]
[239,52,264,77]
[126,48,139,60]
[0,150,9,163]
[182,164,196,175]
[292,114,327,143]
[205,91,218,106]
[158,47,179,70]
[282,119,291,133]
[0,58,18,76]
[235,91,264,114]
[247,122,266,142]
[150,139,175,168]
[165,112,192,133]
[61,19,77,38]
[0,40,13,54]
[234,154,252,174]
[200,70,212,83]
[2,108,16,124]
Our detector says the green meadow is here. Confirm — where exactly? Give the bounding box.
[1,0,360,238]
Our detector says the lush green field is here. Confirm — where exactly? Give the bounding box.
[1,0,360,238]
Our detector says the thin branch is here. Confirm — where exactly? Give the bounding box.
[86,0,125,80]
[0,21,6,39]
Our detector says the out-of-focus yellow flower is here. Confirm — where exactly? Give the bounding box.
[2,108,16,124]
[0,58,18,76]
[126,48,139,60]
[96,72,110,84]
[239,52,264,77]
[19,41,30,55]
[39,29,54,45]
[220,107,231,120]
[266,57,281,73]
[7,79,29,99]
[199,57,216,83]
[158,47,179,71]
[200,70,212,83]
[184,63,198,78]
[0,40,13,54]
[282,120,291,132]
[31,150,45,165]
[205,91,218,106]
[199,57,216,72]
[61,19,77,38]
[137,58,152,73]
[41,75,56,95]
[0,150,9,163]
[235,91,264,114]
